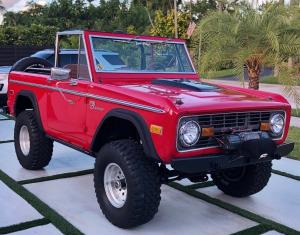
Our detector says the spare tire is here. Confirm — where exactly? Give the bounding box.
[10,57,53,72]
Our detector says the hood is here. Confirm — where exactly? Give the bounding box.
[119,79,289,114]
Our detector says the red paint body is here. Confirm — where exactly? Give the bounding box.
[7,31,291,163]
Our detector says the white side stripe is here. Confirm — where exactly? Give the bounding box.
[10,80,165,113]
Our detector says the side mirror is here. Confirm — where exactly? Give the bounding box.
[50,67,70,81]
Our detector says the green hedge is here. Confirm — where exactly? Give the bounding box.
[0,24,58,46]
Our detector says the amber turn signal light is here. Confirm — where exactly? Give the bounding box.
[201,127,214,137]
[260,122,270,131]
[150,124,163,135]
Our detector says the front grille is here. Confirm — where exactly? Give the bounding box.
[177,111,284,151]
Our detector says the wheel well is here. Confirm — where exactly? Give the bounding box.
[91,117,140,153]
[15,95,34,117]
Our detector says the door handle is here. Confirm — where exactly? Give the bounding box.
[69,80,78,86]
[55,81,75,104]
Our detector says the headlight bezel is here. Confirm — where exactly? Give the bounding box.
[178,120,201,147]
[269,113,285,137]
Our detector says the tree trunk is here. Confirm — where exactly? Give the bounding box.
[217,0,224,12]
[248,71,260,90]
[146,1,154,28]
[274,64,279,77]
[246,58,261,90]
[288,57,294,68]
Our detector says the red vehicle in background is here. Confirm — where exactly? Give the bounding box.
[7,30,294,228]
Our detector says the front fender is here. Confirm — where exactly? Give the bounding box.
[90,108,161,161]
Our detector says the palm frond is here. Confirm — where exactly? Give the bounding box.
[191,4,300,104]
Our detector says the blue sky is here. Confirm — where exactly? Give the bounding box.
[2,0,47,11]
[0,0,45,23]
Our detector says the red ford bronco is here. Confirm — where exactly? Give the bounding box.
[7,30,294,228]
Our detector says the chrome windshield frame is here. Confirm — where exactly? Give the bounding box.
[89,35,197,74]
[54,31,93,82]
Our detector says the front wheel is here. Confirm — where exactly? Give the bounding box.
[211,162,272,197]
[94,139,161,228]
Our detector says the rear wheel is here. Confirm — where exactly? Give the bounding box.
[14,110,53,170]
[211,162,272,197]
[94,139,161,228]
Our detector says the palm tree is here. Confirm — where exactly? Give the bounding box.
[195,4,300,90]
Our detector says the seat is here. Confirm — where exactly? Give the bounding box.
[63,64,90,80]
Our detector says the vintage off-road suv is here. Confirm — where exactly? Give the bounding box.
[7,30,294,228]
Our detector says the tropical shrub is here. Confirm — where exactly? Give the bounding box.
[193,4,300,91]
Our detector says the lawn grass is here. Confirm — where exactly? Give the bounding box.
[18,169,94,185]
[261,76,300,86]
[231,224,272,235]
[201,68,237,79]
[0,219,50,234]
[260,76,280,84]
[292,109,300,117]
[287,127,300,160]
[272,169,300,181]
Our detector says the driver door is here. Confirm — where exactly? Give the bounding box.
[47,34,90,146]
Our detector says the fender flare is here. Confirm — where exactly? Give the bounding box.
[90,108,160,161]
[14,90,44,132]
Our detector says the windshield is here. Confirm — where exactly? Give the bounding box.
[90,36,194,73]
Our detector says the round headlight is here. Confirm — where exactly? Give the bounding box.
[270,113,284,136]
[179,120,201,147]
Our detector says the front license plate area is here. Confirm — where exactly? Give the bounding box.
[219,131,276,159]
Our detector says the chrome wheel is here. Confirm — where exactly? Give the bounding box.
[19,125,30,156]
[104,163,127,208]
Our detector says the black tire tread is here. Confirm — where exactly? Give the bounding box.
[94,139,161,228]
[14,110,53,170]
[211,162,272,197]
[10,57,52,72]
[0,95,7,107]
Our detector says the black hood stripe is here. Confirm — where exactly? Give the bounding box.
[152,78,219,92]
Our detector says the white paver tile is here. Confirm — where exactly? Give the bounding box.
[9,224,62,235]
[273,158,300,176]
[0,181,42,228]
[262,231,284,235]
[25,174,256,235]
[0,120,14,141]
[198,174,300,231]
[176,178,195,186]
[0,142,94,181]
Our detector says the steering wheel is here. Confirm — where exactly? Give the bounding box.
[147,62,166,71]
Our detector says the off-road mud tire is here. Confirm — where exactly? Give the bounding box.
[211,162,272,197]
[14,110,53,170]
[94,139,161,228]
[10,57,52,72]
